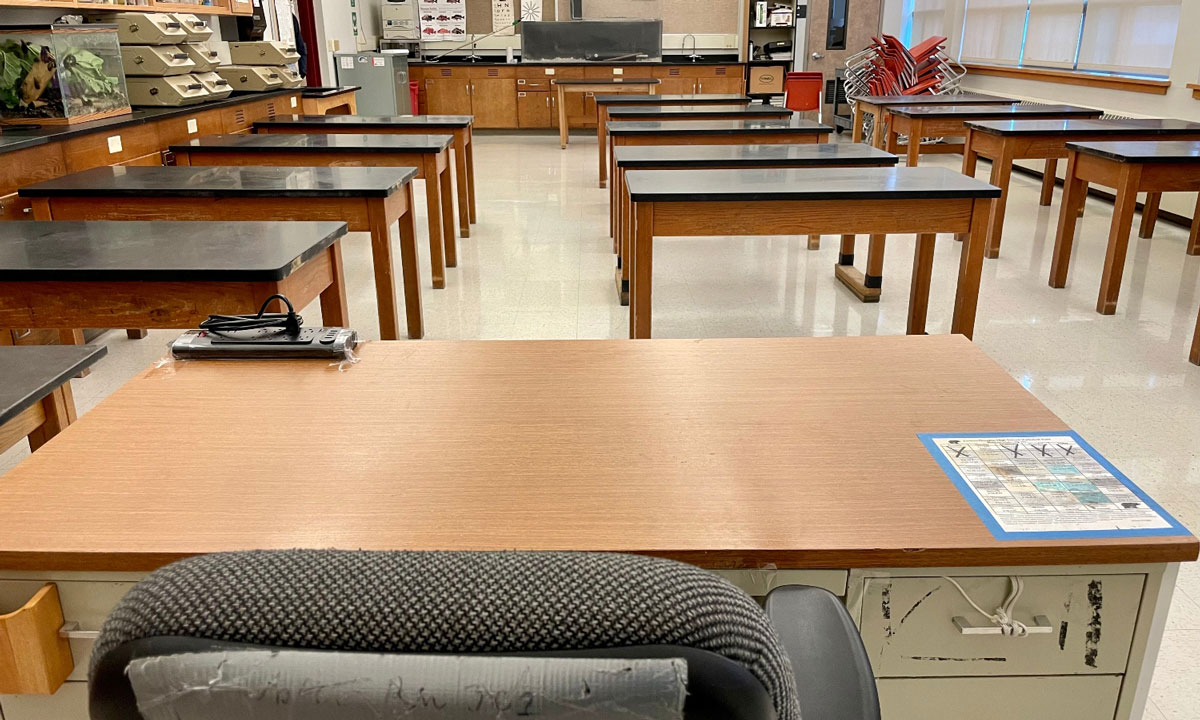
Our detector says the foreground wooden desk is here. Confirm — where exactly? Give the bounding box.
[610,143,899,304]
[255,114,476,238]
[963,119,1200,258]
[624,167,999,339]
[299,86,359,115]
[18,166,422,341]
[552,76,659,149]
[594,93,751,187]
[607,117,833,236]
[0,345,105,456]
[171,133,457,275]
[1050,141,1200,328]
[0,220,350,343]
[886,104,1103,167]
[849,92,1016,146]
[0,336,1192,720]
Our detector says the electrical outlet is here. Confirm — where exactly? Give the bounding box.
[107,135,122,154]
[186,118,198,134]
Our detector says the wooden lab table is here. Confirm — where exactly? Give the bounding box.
[962,119,1200,258]
[623,166,999,339]
[606,117,833,237]
[552,76,659,149]
[1050,141,1200,333]
[255,114,476,238]
[0,345,105,456]
[849,92,1016,146]
[299,86,359,115]
[610,143,899,304]
[594,93,751,187]
[171,133,457,276]
[0,336,1192,720]
[0,221,351,347]
[18,166,424,341]
[885,104,1103,167]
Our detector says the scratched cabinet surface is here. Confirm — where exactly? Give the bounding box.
[858,574,1143,677]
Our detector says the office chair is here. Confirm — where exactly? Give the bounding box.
[89,550,880,720]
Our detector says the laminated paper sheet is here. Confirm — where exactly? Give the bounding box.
[919,431,1189,540]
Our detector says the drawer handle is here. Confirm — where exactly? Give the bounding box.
[58,621,100,640]
[943,576,1050,637]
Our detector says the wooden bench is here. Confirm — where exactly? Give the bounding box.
[623,166,999,339]
[885,104,1103,167]
[552,76,659,149]
[0,221,351,347]
[254,114,476,238]
[299,86,359,115]
[1049,142,1200,348]
[594,93,751,187]
[0,344,105,456]
[849,92,1016,147]
[962,118,1200,257]
[610,143,899,305]
[606,117,833,239]
[18,166,424,341]
[171,133,457,282]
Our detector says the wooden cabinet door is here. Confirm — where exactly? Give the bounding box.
[469,78,517,128]
[659,76,697,95]
[425,78,471,115]
[697,76,744,95]
[517,91,552,128]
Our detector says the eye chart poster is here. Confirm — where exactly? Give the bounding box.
[919,431,1188,539]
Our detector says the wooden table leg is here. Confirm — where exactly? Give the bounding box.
[852,103,865,143]
[465,129,477,224]
[1191,301,1200,365]
[956,131,981,243]
[452,130,471,238]
[952,199,991,340]
[808,235,821,250]
[609,138,617,238]
[1189,194,1200,255]
[620,170,631,306]
[26,383,75,452]
[1096,164,1143,315]
[985,141,1015,258]
[613,162,622,254]
[558,85,569,149]
[439,161,457,268]
[834,235,884,302]
[398,185,424,340]
[874,110,888,150]
[907,233,937,335]
[886,122,900,154]
[125,329,148,339]
[318,241,349,328]
[422,155,449,284]
[905,118,922,167]
[1049,152,1087,289]
[1040,159,1058,206]
[630,201,653,339]
[598,107,608,188]
[1138,191,1161,239]
[367,198,405,341]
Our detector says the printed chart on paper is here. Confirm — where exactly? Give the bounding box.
[919,432,1186,539]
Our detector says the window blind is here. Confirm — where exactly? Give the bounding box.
[960,0,1029,65]
[1022,0,1085,68]
[1077,0,1180,75]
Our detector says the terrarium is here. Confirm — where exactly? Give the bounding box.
[0,24,131,126]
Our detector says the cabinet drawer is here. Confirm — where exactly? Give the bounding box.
[877,675,1121,720]
[468,66,514,79]
[0,579,137,684]
[0,192,33,222]
[0,680,87,720]
[516,77,551,89]
[60,125,159,173]
[517,66,559,80]
[859,574,1142,676]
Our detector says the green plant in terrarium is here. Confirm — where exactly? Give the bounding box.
[0,26,129,123]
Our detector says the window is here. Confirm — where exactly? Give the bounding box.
[1022,0,1084,68]
[951,0,1180,77]
[909,0,948,44]
[1078,0,1180,75]
[960,0,1028,65]
[827,0,849,50]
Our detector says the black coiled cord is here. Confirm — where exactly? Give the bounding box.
[198,294,302,335]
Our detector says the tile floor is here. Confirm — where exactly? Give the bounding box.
[2,131,1199,717]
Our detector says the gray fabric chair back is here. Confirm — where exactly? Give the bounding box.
[90,550,800,720]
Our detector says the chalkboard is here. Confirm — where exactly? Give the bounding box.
[521,20,663,62]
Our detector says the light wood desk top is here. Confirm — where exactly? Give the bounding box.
[0,336,1193,572]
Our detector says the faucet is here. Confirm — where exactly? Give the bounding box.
[683,34,700,61]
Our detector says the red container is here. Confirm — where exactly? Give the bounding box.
[409,81,420,115]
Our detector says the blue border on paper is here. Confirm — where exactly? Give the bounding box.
[918,431,1191,541]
